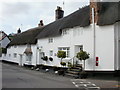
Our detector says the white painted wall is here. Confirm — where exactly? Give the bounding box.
[2,23,117,71]
[2,45,37,66]
[37,24,115,71]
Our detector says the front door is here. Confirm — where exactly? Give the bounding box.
[19,55,23,66]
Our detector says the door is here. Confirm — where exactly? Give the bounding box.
[19,55,23,66]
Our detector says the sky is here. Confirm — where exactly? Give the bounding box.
[0,0,89,35]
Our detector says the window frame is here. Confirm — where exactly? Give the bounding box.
[13,53,17,58]
[58,47,70,58]
[49,50,53,56]
[48,38,53,43]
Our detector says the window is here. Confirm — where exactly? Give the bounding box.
[79,45,83,51]
[48,38,53,43]
[58,47,70,58]
[14,53,17,58]
[62,30,68,35]
[49,50,53,56]
[26,54,32,61]
[9,54,11,57]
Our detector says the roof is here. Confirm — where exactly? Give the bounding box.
[0,31,7,41]
[8,27,44,46]
[8,2,120,46]
[36,6,90,39]
[97,2,120,26]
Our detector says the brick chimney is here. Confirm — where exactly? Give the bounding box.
[55,6,64,20]
[38,20,44,27]
[90,0,100,24]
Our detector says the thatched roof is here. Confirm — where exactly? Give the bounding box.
[36,6,90,39]
[8,2,120,46]
[8,27,44,46]
[97,2,120,26]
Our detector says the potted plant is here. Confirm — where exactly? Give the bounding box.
[67,62,73,68]
[79,71,88,79]
[76,50,90,78]
[60,62,66,67]
[41,56,48,61]
[49,57,53,61]
[57,50,66,66]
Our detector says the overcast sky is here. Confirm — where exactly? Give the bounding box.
[0,0,90,34]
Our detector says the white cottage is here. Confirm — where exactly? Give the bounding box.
[4,1,120,74]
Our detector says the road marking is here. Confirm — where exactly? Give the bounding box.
[71,79,100,90]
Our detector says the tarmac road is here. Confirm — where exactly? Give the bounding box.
[1,62,120,90]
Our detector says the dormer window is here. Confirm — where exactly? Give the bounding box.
[48,38,53,43]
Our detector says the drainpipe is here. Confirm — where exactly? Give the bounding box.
[92,8,96,71]
[36,46,38,66]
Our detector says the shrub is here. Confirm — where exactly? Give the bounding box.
[60,62,66,66]
[41,56,48,61]
[0,48,7,54]
[67,62,73,68]
[57,51,66,62]
[76,50,90,70]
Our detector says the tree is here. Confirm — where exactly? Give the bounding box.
[76,50,90,70]
[57,51,66,66]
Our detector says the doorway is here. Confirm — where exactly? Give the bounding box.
[74,45,83,65]
[19,54,23,66]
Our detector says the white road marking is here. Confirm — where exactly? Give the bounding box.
[71,79,100,90]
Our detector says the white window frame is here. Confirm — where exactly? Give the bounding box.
[49,50,53,56]
[14,53,17,58]
[58,47,70,58]
[48,38,53,43]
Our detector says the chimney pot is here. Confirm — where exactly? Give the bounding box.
[38,20,44,27]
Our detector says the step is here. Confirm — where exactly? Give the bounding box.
[65,73,79,78]
[67,71,79,75]
[69,68,82,72]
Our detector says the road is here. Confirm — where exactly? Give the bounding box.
[2,62,76,88]
[1,62,120,90]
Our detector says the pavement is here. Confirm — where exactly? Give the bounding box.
[1,61,120,90]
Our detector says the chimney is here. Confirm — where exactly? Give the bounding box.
[90,0,100,24]
[55,6,64,20]
[38,20,44,27]
[17,28,21,34]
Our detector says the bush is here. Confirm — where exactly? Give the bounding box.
[53,66,60,71]
[0,48,7,54]
[79,71,88,79]
[67,62,73,68]
[57,51,66,63]
[41,56,48,61]
[76,50,90,70]
[60,62,66,66]
[49,57,53,61]
[58,69,65,76]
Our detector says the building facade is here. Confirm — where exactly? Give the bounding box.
[2,1,120,72]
